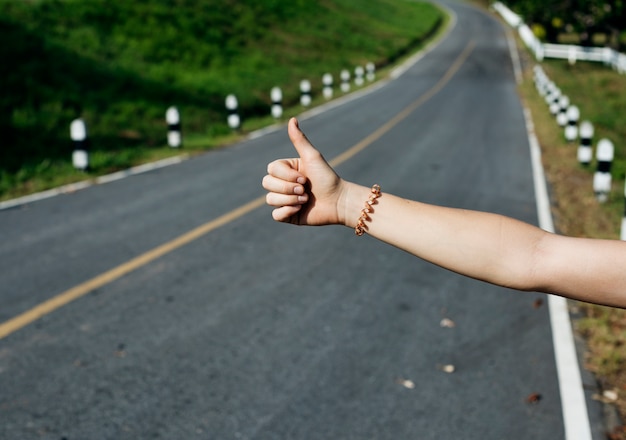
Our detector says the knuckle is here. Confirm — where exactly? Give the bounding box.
[282,181,294,194]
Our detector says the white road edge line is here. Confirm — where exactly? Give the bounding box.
[0,155,188,211]
[503,12,592,438]
[524,99,593,440]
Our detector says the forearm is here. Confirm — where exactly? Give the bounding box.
[340,182,626,307]
[340,182,550,291]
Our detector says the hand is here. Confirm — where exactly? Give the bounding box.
[262,118,346,226]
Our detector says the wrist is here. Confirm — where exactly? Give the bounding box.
[337,181,373,228]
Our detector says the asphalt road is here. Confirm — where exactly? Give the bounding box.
[0,1,606,439]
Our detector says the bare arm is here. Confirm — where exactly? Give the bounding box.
[341,182,626,307]
[263,118,626,308]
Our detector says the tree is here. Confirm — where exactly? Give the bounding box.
[505,0,625,48]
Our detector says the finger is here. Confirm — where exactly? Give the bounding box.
[272,205,302,223]
[262,174,306,195]
[266,159,307,184]
[288,118,322,160]
[266,191,308,207]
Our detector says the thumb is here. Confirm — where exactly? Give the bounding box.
[288,118,320,160]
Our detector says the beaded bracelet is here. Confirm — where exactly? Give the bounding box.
[355,184,381,236]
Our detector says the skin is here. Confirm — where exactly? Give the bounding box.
[262,118,626,309]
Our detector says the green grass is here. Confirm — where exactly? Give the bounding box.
[0,0,443,201]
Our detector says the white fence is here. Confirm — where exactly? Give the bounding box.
[493,2,626,74]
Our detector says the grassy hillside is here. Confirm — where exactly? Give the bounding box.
[0,0,443,199]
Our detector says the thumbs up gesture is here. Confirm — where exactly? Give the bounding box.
[262,118,346,226]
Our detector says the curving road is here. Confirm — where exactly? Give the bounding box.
[0,1,606,439]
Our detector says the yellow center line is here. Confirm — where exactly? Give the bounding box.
[329,40,475,167]
[0,40,475,340]
[0,197,265,340]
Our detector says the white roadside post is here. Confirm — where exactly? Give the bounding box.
[322,73,333,100]
[543,81,554,103]
[593,138,614,203]
[542,78,553,98]
[366,62,376,82]
[70,118,89,171]
[300,79,311,107]
[541,79,554,101]
[166,106,182,148]
[577,121,594,166]
[271,87,283,119]
[543,82,557,106]
[225,94,240,130]
[564,105,579,143]
[556,95,570,126]
[340,69,351,93]
[533,66,547,96]
[568,46,578,65]
[548,87,561,115]
[354,66,364,87]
